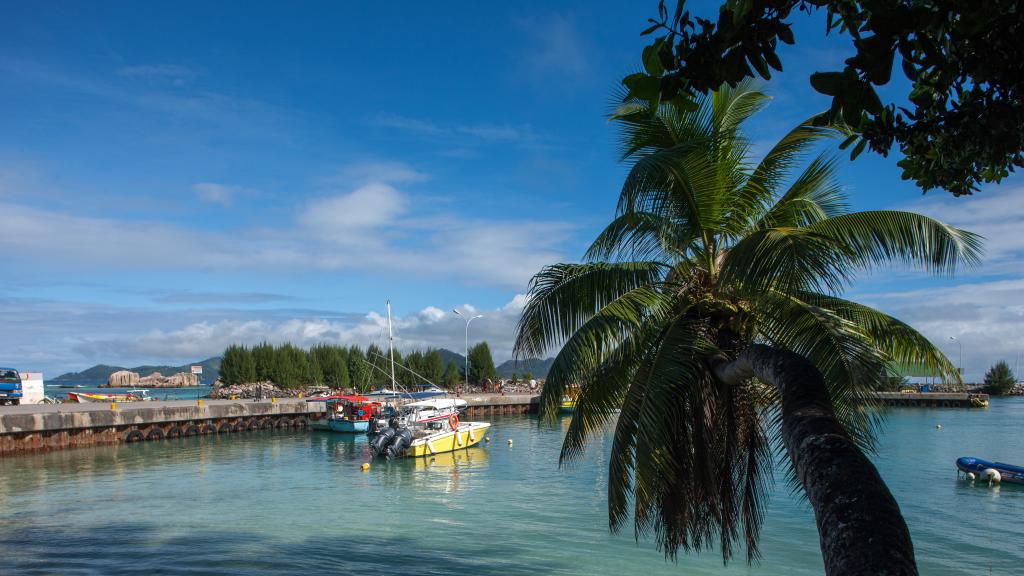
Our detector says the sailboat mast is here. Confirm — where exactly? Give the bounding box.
[386,300,396,389]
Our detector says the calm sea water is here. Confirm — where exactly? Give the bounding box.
[0,399,1021,575]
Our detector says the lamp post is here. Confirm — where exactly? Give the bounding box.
[453,309,483,390]
[949,336,963,379]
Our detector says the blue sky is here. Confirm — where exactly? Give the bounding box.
[1,1,1021,380]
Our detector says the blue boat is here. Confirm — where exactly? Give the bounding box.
[956,456,1024,484]
[328,417,370,433]
[317,395,377,434]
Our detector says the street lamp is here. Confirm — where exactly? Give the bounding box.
[453,309,483,390]
[949,336,963,377]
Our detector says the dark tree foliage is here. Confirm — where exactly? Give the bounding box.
[443,360,461,389]
[424,349,445,385]
[467,341,497,384]
[220,342,490,390]
[633,0,1024,195]
[983,360,1016,395]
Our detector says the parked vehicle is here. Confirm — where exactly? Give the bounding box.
[0,367,22,405]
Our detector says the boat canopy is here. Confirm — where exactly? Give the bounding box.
[404,398,467,410]
[311,394,371,403]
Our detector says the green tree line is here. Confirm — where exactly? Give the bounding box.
[220,342,496,390]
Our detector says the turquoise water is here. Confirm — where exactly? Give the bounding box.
[0,399,1021,574]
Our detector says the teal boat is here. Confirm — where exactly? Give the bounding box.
[321,395,377,434]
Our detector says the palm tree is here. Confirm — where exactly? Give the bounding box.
[514,84,981,575]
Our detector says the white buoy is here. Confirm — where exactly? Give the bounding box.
[966,472,976,481]
[983,468,1001,485]
[934,424,942,429]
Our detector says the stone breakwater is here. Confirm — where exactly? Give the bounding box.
[0,399,322,456]
[0,394,541,456]
[105,370,198,388]
[208,382,327,399]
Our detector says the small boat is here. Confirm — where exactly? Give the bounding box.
[559,396,576,412]
[364,301,490,459]
[68,389,152,403]
[327,395,377,433]
[956,456,1024,484]
[369,413,490,459]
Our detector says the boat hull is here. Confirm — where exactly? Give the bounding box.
[328,418,370,433]
[957,456,1024,484]
[307,417,331,431]
[406,422,490,457]
[559,400,576,413]
[68,392,148,403]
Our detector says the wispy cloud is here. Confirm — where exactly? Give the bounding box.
[2,295,531,376]
[117,64,195,85]
[193,182,241,206]
[151,291,294,305]
[515,13,591,80]
[374,113,540,145]
[0,160,572,289]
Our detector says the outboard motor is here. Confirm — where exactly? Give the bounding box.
[388,417,401,429]
[370,427,396,456]
[384,427,413,460]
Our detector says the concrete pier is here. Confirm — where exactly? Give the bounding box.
[867,392,989,407]
[0,399,321,456]
[0,394,543,456]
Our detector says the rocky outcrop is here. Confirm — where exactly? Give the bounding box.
[136,371,198,388]
[107,370,140,388]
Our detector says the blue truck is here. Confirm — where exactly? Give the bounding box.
[0,367,22,405]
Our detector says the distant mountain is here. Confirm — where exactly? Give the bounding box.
[496,357,553,379]
[53,357,222,384]
[436,348,465,369]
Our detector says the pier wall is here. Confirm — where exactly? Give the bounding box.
[865,392,989,408]
[0,394,544,457]
[461,394,539,417]
[0,400,322,456]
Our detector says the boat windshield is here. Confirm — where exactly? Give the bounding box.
[0,369,20,383]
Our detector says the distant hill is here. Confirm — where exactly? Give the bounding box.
[53,357,222,385]
[496,357,553,379]
[436,348,465,369]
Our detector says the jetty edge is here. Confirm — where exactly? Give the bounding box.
[0,394,541,456]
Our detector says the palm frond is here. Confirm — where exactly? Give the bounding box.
[537,284,670,422]
[584,210,696,263]
[808,210,984,275]
[755,154,847,229]
[513,261,667,359]
[798,291,960,383]
[719,227,853,296]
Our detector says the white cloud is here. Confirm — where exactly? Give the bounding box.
[373,113,540,145]
[516,14,590,79]
[0,161,572,289]
[193,182,240,206]
[3,295,533,376]
[117,64,195,85]
[300,183,408,233]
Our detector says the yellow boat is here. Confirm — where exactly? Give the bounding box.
[406,421,491,458]
[559,395,577,413]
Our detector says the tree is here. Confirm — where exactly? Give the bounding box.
[443,360,461,389]
[311,344,349,389]
[220,344,255,385]
[631,1,1024,195]
[252,342,275,382]
[467,341,497,384]
[347,346,370,391]
[514,84,979,575]
[424,349,445,385]
[984,360,1016,395]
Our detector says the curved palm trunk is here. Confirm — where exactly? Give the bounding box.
[712,344,916,576]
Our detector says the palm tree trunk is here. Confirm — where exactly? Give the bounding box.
[712,344,916,576]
